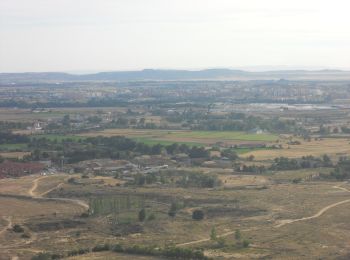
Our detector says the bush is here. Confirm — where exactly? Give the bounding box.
[13,224,24,233]
[138,208,146,222]
[80,212,89,218]
[67,177,76,184]
[112,243,124,252]
[31,253,52,260]
[292,178,302,184]
[243,240,250,248]
[217,237,226,248]
[92,243,110,252]
[168,202,177,217]
[67,249,89,256]
[21,232,31,238]
[147,213,156,221]
[192,209,204,220]
[50,254,63,260]
[235,229,241,240]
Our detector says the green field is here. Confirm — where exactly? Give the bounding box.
[32,130,277,150]
[169,131,278,142]
[131,137,204,147]
[0,143,28,151]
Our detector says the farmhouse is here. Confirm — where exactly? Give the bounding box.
[247,127,264,134]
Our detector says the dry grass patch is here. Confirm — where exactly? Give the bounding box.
[66,252,161,259]
[220,175,270,188]
[0,151,31,159]
[0,175,38,196]
[0,197,81,217]
[243,138,350,160]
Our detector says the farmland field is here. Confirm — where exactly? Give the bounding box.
[243,137,350,160]
[81,129,278,146]
[0,143,28,151]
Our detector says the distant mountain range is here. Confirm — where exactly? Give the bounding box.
[1,69,350,83]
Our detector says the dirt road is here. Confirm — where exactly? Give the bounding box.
[28,175,48,197]
[0,216,12,236]
[29,175,89,210]
[275,185,350,228]
[176,228,256,247]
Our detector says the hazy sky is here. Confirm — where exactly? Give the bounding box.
[0,0,349,72]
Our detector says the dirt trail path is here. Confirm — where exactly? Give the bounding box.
[0,216,12,236]
[37,182,63,197]
[275,185,350,228]
[176,228,256,247]
[28,175,48,197]
[28,175,89,210]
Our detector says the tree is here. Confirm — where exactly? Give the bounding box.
[243,240,250,248]
[138,208,146,222]
[221,149,238,160]
[192,209,204,220]
[234,229,241,240]
[217,237,226,248]
[322,154,332,167]
[147,213,156,221]
[210,227,217,241]
[13,224,24,233]
[168,202,177,217]
[62,114,70,127]
[247,155,255,161]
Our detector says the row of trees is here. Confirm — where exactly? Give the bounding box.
[0,131,29,144]
[330,158,350,180]
[270,155,332,171]
[32,244,207,260]
[28,135,210,163]
[236,155,333,174]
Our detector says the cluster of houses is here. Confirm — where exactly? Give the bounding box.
[67,157,173,182]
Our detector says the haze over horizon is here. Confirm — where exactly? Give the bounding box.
[1,0,349,73]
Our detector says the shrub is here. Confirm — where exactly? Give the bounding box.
[92,243,110,252]
[147,213,156,221]
[192,209,204,220]
[13,224,24,233]
[50,254,63,260]
[21,232,31,238]
[138,208,146,222]
[234,229,241,240]
[217,237,226,248]
[210,227,217,241]
[243,240,250,248]
[80,212,89,218]
[31,253,52,260]
[112,243,124,252]
[168,202,177,217]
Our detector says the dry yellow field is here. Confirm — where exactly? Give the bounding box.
[0,197,81,217]
[0,175,38,196]
[243,138,350,160]
[0,151,31,159]
[220,174,271,188]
